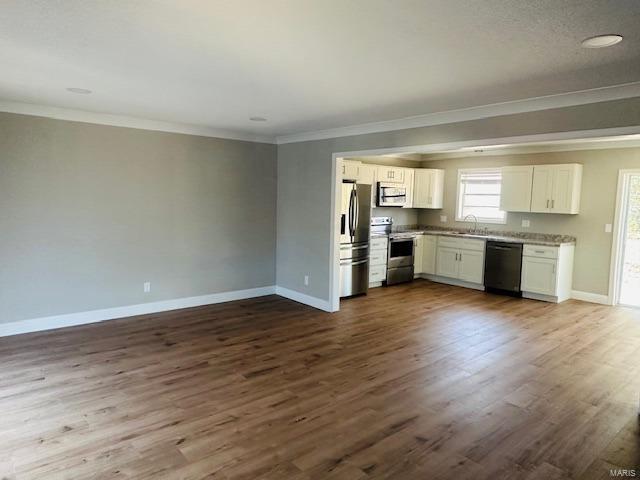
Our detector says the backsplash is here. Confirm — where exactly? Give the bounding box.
[372,207,418,226]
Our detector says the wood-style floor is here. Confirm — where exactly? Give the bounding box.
[1,280,639,479]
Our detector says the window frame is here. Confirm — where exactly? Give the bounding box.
[455,167,507,225]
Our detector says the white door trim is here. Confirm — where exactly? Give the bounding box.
[608,169,640,306]
[329,127,640,312]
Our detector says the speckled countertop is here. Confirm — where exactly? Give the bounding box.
[372,225,576,247]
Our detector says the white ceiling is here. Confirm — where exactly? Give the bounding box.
[1,0,639,142]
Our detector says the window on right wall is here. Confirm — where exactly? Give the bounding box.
[456,168,507,224]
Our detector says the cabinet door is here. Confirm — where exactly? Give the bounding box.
[342,160,360,181]
[458,250,485,284]
[436,247,459,278]
[413,170,432,208]
[550,165,577,213]
[403,168,415,208]
[357,163,375,185]
[430,169,445,209]
[422,236,437,274]
[413,235,424,274]
[378,166,404,183]
[521,257,557,295]
[530,166,553,213]
[500,166,533,212]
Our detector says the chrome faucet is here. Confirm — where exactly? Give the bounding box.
[463,214,479,233]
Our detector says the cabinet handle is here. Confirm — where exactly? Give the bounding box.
[459,253,462,262]
[546,199,549,208]
[342,165,345,174]
[551,199,555,208]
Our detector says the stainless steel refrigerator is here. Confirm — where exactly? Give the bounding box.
[340,182,371,297]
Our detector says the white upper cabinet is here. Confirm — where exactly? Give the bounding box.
[413,169,444,209]
[500,166,533,212]
[357,163,376,185]
[341,160,360,181]
[377,166,405,183]
[402,168,415,208]
[501,163,582,214]
[530,164,582,214]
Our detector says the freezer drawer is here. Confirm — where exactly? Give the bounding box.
[340,258,369,297]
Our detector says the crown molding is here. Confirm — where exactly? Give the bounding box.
[0,100,277,144]
[276,81,640,144]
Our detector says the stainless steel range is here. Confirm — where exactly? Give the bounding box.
[370,217,415,286]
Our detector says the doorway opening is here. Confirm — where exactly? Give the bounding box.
[615,171,640,307]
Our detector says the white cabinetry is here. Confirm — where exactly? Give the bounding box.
[500,166,533,212]
[403,168,415,208]
[341,160,360,181]
[369,236,388,287]
[500,163,582,214]
[414,234,437,276]
[413,169,444,209]
[422,235,437,275]
[530,164,582,214]
[377,166,405,183]
[521,244,574,302]
[358,163,376,185]
[341,160,377,186]
[435,237,485,285]
[413,235,424,275]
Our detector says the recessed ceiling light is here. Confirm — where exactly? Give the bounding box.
[249,116,267,122]
[66,87,92,94]
[581,34,623,49]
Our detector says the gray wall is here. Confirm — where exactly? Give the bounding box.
[0,112,277,324]
[277,97,640,302]
[418,148,640,296]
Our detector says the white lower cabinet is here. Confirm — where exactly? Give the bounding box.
[435,237,486,285]
[369,236,388,287]
[436,247,459,278]
[521,244,573,302]
[457,250,485,284]
[413,235,424,275]
[421,235,437,275]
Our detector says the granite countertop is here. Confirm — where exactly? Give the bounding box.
[374,225,576,247]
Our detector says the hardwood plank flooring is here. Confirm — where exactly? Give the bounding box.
[1,279,639,479]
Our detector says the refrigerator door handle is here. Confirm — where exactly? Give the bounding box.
[349,188,357,238]
[354,189,359,234]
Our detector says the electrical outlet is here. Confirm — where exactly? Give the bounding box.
[440,215,447,223]
[521,219,530,228]
[143,281,151,293]
[304,275,309,286]
[605,223,613,233]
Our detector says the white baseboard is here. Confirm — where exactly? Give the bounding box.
[0,285,276,338]
[571,290,612,305]
[275,286,332,312]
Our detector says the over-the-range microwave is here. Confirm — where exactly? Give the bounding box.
[377,182,407,207]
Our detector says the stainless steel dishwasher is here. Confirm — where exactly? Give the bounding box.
[484,241,523,296]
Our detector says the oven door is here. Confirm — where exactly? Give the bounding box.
[377,183,407,207]
[388,237,414,268]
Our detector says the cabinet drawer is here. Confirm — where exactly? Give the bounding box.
[437,236,462,249]
[369,264,387,282]
[370,236,388,250]
[523,245,558,259]
[459,238,485,252]
[369,250,388,266]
